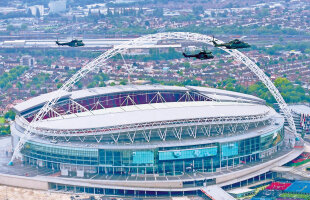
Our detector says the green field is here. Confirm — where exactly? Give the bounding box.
[0,117,5,124]
[280,193,310,199]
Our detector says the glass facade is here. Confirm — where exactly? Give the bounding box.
[260,128,283,150]
[159,147,217,161]
[22,142,98,166]
[22,126,284,176]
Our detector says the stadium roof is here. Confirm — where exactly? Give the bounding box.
[187,86,265,104]
[33,101,272,130]
[13,90,70,114]
[70,85,188,100]
[289,104,310,115]
[13,85,265,114]
[13,85,188,114]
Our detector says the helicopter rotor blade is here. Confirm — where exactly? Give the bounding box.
[239,36,247,40]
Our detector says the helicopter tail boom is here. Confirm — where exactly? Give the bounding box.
[56,41,66,46]
[183,52,194,57]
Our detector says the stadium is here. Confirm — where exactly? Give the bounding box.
[289,104,310,135]
[9,84,303,197]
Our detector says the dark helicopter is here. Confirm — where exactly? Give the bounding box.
[212,36,250,49]
[182,49,214,60]
[56,39,85,47]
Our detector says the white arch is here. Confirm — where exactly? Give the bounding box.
[10,32,297,163]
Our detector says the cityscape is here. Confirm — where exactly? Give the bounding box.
[0,0,310,200]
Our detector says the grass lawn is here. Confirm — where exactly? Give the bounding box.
[0,117,5,124]
[280,193,310,199]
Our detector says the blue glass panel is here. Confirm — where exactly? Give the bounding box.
[26,141,98,157]
[159,147,217,161]
[221,142,238,157]
[132,151,154,164]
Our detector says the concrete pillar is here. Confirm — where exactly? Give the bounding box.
[202,158,204,172]
[219,160,221,172]
[163,162,165,176]
[226,159,228,169]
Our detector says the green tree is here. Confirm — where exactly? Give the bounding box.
[4,110,15,120]
[183,62,190,69]
[57,83,62,89]
[120,80,127,85]
[35,8,41,18]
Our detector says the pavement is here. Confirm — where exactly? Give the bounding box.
[0,136,55,177]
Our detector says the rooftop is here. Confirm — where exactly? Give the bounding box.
[289,104,310,115]
[13,85,264,114]
[32,101,273,130]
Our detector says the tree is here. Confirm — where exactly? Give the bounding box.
[76,81,83,89]
[57,83,62,89]
[16,82,22,89]
[72,15,77,22]
[4,110,15,120]
[6,24,15,32]
[21,24,27,30]
[120,80,127,85]
[192,6,204,15]
[99,82,106,87]
[107,8,113,17]
[26,8,32,17]
[183,62,191,69]
[35,8,41,18]
[153,8,163,17]
[87,81,96,88]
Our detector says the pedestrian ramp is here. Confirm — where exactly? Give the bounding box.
[200,185,236,200]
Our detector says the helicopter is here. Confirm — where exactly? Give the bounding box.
[56,39,85,47]
[212,36,250,49]
[182,49,214,60]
